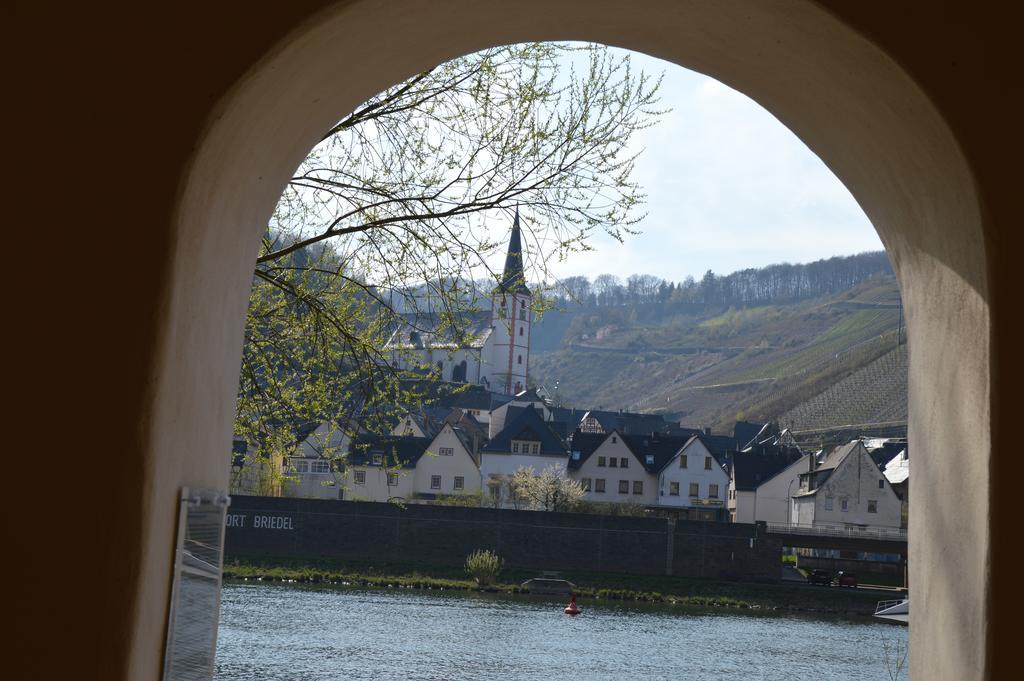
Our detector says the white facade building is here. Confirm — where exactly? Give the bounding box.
[657,436,731,519]
[751,453,811,524]
[790,440,902,529]
[480,404,568,506]
[386,211,533,396]
[568,431,659,505]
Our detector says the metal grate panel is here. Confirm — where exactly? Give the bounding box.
[163,488,230,681]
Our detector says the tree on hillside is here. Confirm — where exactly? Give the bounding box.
[236,43,666,469]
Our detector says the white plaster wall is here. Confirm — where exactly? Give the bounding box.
[810,443,902,528]
[343,464,414,502]
[657,439,730,510]
[480,452,567,479]
[568,437,657,504]
[753,454,811,524]
[412,425,482,496]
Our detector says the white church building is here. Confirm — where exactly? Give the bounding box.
[387,211,533,395]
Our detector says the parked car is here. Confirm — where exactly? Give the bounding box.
[806,569,833,586]
[835,571,858,588]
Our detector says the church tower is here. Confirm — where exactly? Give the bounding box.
[484,210,532,395]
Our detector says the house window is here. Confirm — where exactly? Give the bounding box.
[518,355,522,364]
[868,500,878,513]
[633,480,643,495]
[354,471,366,485]
[597,456,606,467]
[825,496,834,511]
[841,498,849,512]
[431,475,441,489]
[292,460,309,473]
[878,479,885,489]
[679,455,687,468]
[618,480,629,494]
[531,443,539,454]
[520,299,526,310]
[620,457,628,468]
[611,436,617,443]
[704,456,712,470]
[512,442,519,453]
[439,447,454,456]
[669,482,680,496]
[595,478,606,493]
[387,473,398,486]
[519,326,524,336]
[311,460,330,473]
[581,478,592,492]
[689,482,699,497]
[372,453,383,466]
[709,484,719,499]
[609,458,618,468]
[454,476,464,490]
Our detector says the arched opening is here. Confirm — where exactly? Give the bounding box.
[144,2,992,679]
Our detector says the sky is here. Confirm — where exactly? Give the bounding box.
[536,48,883,283]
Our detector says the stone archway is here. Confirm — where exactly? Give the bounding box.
[144,1,990,678]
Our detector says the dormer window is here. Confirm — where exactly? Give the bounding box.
[645,455,654,465]
[512,440,540,455]
[372,453,383,466]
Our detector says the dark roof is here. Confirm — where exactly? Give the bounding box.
[576,409,677,436]
[733,421,767,448]
[497,209,530,295]
[566,431,608,469]
[444,408,487,442]
[433,384,511,411]
[728,445,804,491]
[696,434,742,460]
[567,430,696,474]
[401,405,452,439]
[482,405,567,456]
[514,387,544,403]
[621,432,695,474]
[349,434,431,468]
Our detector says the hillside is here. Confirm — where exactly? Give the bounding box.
[530,274,906,433]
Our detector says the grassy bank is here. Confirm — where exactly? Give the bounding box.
[223,557,886,616]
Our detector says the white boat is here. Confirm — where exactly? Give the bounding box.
[874,597,909,624]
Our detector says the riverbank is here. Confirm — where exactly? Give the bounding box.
[222,558,886,616]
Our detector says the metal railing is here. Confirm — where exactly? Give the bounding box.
[765,521,907,542]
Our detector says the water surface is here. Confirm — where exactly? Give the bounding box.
[215,582,908,680]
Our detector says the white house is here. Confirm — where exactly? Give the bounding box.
[281,420,352,499]
[657,435,732,521]
[341,435,427,503]
[726,445,805,523]
[480,404,568,506]
[790,440,902,529]
[751,452,811,524]
[567,430,661,506]
[410,423,482,499]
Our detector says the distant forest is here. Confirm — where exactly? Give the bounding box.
[550,251,893,309]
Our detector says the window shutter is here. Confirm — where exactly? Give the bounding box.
[163,487,229,681]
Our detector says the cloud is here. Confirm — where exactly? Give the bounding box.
[549,49,882,282]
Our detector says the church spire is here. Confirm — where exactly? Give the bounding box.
[498,207,531,295]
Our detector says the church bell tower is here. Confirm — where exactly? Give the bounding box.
[485,209,531,395]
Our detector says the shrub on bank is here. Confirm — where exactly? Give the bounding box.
[464,549,503,587]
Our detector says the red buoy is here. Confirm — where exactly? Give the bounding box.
[564,592,582,616]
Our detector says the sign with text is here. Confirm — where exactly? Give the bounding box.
[226,513,295,530]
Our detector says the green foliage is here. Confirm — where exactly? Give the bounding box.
[234,42,666,468]
[464,549,503,586]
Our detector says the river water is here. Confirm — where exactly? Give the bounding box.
[215,582,908,680]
